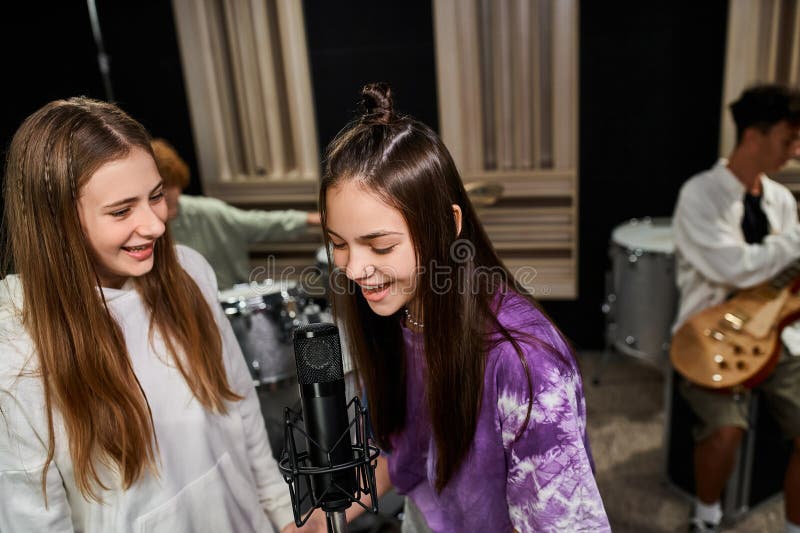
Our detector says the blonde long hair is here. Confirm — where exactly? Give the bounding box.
[2,97,241,500]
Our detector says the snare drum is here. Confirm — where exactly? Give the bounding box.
[219,281,335,386]
[605,218,678,366]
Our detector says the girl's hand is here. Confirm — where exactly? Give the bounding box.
[280,512,327,533]
[280,456,392,533]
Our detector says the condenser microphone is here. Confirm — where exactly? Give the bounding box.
[280,323,379,531]
[293,323,357,512]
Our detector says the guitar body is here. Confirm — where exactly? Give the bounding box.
[670,281,800,390]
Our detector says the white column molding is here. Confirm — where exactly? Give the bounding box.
[171,0,319,198]
[433,0,579,299]
[721,0,800,157]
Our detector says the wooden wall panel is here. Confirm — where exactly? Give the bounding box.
[434,0,579,299]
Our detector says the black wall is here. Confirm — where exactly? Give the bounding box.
[0,3,104,157]
[303,0,439,151]
[547,0,728,349]
[1,2,729,349]
[94,1,201,195]
[0,1,200,196]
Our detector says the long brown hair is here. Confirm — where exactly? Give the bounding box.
[1,97,241,500]
[320,83,574,491]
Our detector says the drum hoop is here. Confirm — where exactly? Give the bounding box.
[609,242,675,257]
[218,281,296,304]
[611,218,674,255]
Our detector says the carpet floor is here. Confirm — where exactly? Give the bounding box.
[581,350,785,532]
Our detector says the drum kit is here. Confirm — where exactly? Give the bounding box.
[219,280,332,386]
[602,217,678,372]
[218,248,340,459]
[219,246,337,389]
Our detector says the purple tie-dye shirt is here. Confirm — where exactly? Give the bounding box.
[386,292,610,532]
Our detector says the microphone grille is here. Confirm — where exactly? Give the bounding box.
[293,322,344,384]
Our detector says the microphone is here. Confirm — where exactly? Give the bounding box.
[279,323,380,531]
[294,322,356,510]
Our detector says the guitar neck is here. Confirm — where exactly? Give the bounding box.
[770,258,800,291]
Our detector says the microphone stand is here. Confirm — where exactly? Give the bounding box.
[326,511,348,533]
[279,396,380,533]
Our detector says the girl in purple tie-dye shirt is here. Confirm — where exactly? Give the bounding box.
[319,82,609,533]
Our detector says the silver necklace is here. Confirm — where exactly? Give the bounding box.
[404,307,424,328]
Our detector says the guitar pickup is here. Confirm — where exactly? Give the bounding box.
[718,318,741,332]
[703,328,726,341]
[721,311,748,331]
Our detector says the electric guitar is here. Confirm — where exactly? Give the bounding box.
[670,261,800,390]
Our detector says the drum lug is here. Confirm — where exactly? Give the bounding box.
[628,248,644,264]
[250,359,261,379]
[602,292,616,315]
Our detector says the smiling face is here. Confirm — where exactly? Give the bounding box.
[325,181,419,317]
[77,147,167,288]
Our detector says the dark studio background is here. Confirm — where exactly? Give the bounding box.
[0,0,729,350]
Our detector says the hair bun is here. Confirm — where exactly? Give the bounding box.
[361,82,394,124]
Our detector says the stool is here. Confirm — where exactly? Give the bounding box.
[663,369,791,521]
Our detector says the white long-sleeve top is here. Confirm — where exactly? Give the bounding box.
[0,245,294,532]
[672,159,800,353]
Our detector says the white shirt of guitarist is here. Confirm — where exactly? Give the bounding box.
[672,159,800,355]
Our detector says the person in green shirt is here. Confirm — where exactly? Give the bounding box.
[151,138,320,289]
